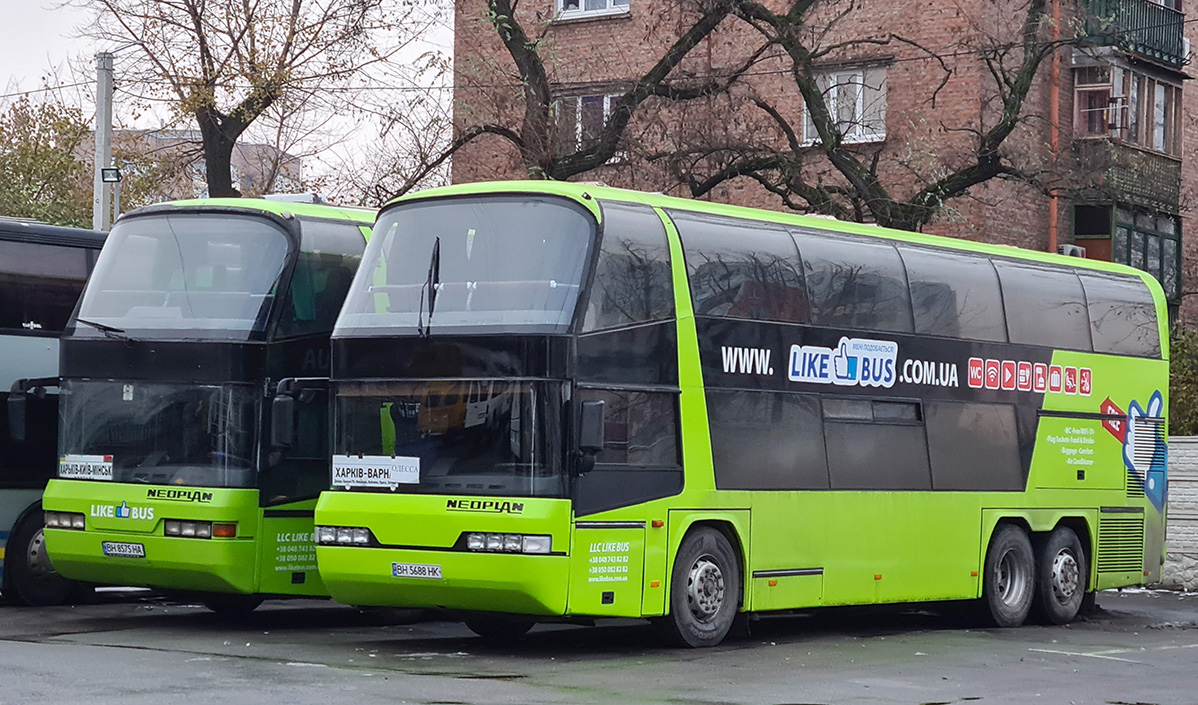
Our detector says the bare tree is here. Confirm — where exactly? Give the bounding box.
[67,0,430,197]
[659,0,1068,231]
[392,0,761,199]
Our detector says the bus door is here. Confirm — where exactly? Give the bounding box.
[567,389,683,616]
[259,379,328,595]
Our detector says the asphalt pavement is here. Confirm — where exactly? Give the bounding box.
[1,588,1196,705]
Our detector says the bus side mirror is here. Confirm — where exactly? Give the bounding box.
[271,395,296,449]
[579,400,605,455]
[7,383,26,442]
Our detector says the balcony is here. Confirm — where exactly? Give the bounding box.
[1071,139,1181,212]
[1083,0,1186,69]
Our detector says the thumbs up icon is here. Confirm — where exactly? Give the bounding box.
[831,338,857,383]
[116,501,130,518]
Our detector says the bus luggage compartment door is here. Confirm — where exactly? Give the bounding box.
[568,522,645,617]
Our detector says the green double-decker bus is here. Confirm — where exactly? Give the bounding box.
[40,198,373,613]
[314,181,1167,646]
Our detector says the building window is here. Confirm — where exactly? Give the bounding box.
[802,66,887,144]
[1074,64,1181,157]
[554,93,625,159]
[556,0,629,19]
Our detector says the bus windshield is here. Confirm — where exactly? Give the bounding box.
[336,196,595,336]
[74,213,291,340]
[333,380,566,498]
[58,380,259,488]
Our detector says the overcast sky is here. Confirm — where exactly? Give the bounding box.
[1,3,96,96]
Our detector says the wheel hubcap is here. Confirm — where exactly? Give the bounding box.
[686,555,725,623]
[994,548,1029,607]
[26,528,58,581]
[1051,549,1080,603]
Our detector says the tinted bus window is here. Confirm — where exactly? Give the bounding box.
[579,389,679,467]
[340,196,593,335]
[76,214,290,339]
[925,401,1023,490]
[901,247,1007,342]
[670,212,807,324]
[582,202,674,331]
[708,390,828,490]
[0,240,90,333]
[1078,272,1161,358]
[791,229,914,334]
[993,261,1092,351]
[275,220,365,339]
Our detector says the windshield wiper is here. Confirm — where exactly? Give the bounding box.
[75,317,132,342]
[417,237,441,338]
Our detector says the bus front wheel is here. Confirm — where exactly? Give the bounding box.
[1032,526,1087,625]
[982,524,1035,627]
[5,511,79,606]
[200,593,264,616]
[464,617,534,643]
[660,527,740,648]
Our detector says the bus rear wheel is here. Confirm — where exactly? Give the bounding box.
[982,524,1035,627]
[5,511,79,606]
[660,527,740,648]
[1032,526,1087,625]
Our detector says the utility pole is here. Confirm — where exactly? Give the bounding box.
[92,51,114,231]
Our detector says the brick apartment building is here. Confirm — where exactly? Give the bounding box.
[451,0,1195,322]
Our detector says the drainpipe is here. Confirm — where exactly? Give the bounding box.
[1048,0,1061,254]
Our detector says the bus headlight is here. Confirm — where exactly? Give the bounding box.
[164,520,213,538]
[464,533,551,554]
[315,525,375,546]
[45,511,86,530]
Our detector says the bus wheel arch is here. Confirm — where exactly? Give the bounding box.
[982,521,1035,627]
[5,503,80,607]
[659,522,743,648]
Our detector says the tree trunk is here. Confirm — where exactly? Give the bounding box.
[196,109,242,198]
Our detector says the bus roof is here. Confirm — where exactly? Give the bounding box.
[123,197,376,225]
[0,218,107,248]
[390,180,1165,299]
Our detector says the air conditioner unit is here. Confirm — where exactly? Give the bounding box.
[1058,244,1087,258]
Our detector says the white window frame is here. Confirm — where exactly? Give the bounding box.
[554,93,627,163]
[555,0,629,20]
[802,67,887,145]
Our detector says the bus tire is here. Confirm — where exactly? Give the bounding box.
[464,617,534,643]
[1032,526,1087,625]
[201,593,264,616]
[982,524,1035,627]
[6,511,79,607]
[660,527,740,648]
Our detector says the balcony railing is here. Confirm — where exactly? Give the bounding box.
[1083,0,1186,68]
[1072,139,1181,212]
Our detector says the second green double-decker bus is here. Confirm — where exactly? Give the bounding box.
[314,181,1167,645]
[40,198,373,612]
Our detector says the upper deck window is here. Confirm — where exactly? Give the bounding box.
[671,211,807,324]
[900,246,1007,342]
[791,228,914,334]
[0,239,91,334]
[582,201,673,331]
[993,261,1092,351]
[75,213,291,340]
[338,196,594,336]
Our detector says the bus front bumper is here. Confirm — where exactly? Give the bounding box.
[317,545,570,616]
[44,528,257,594]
